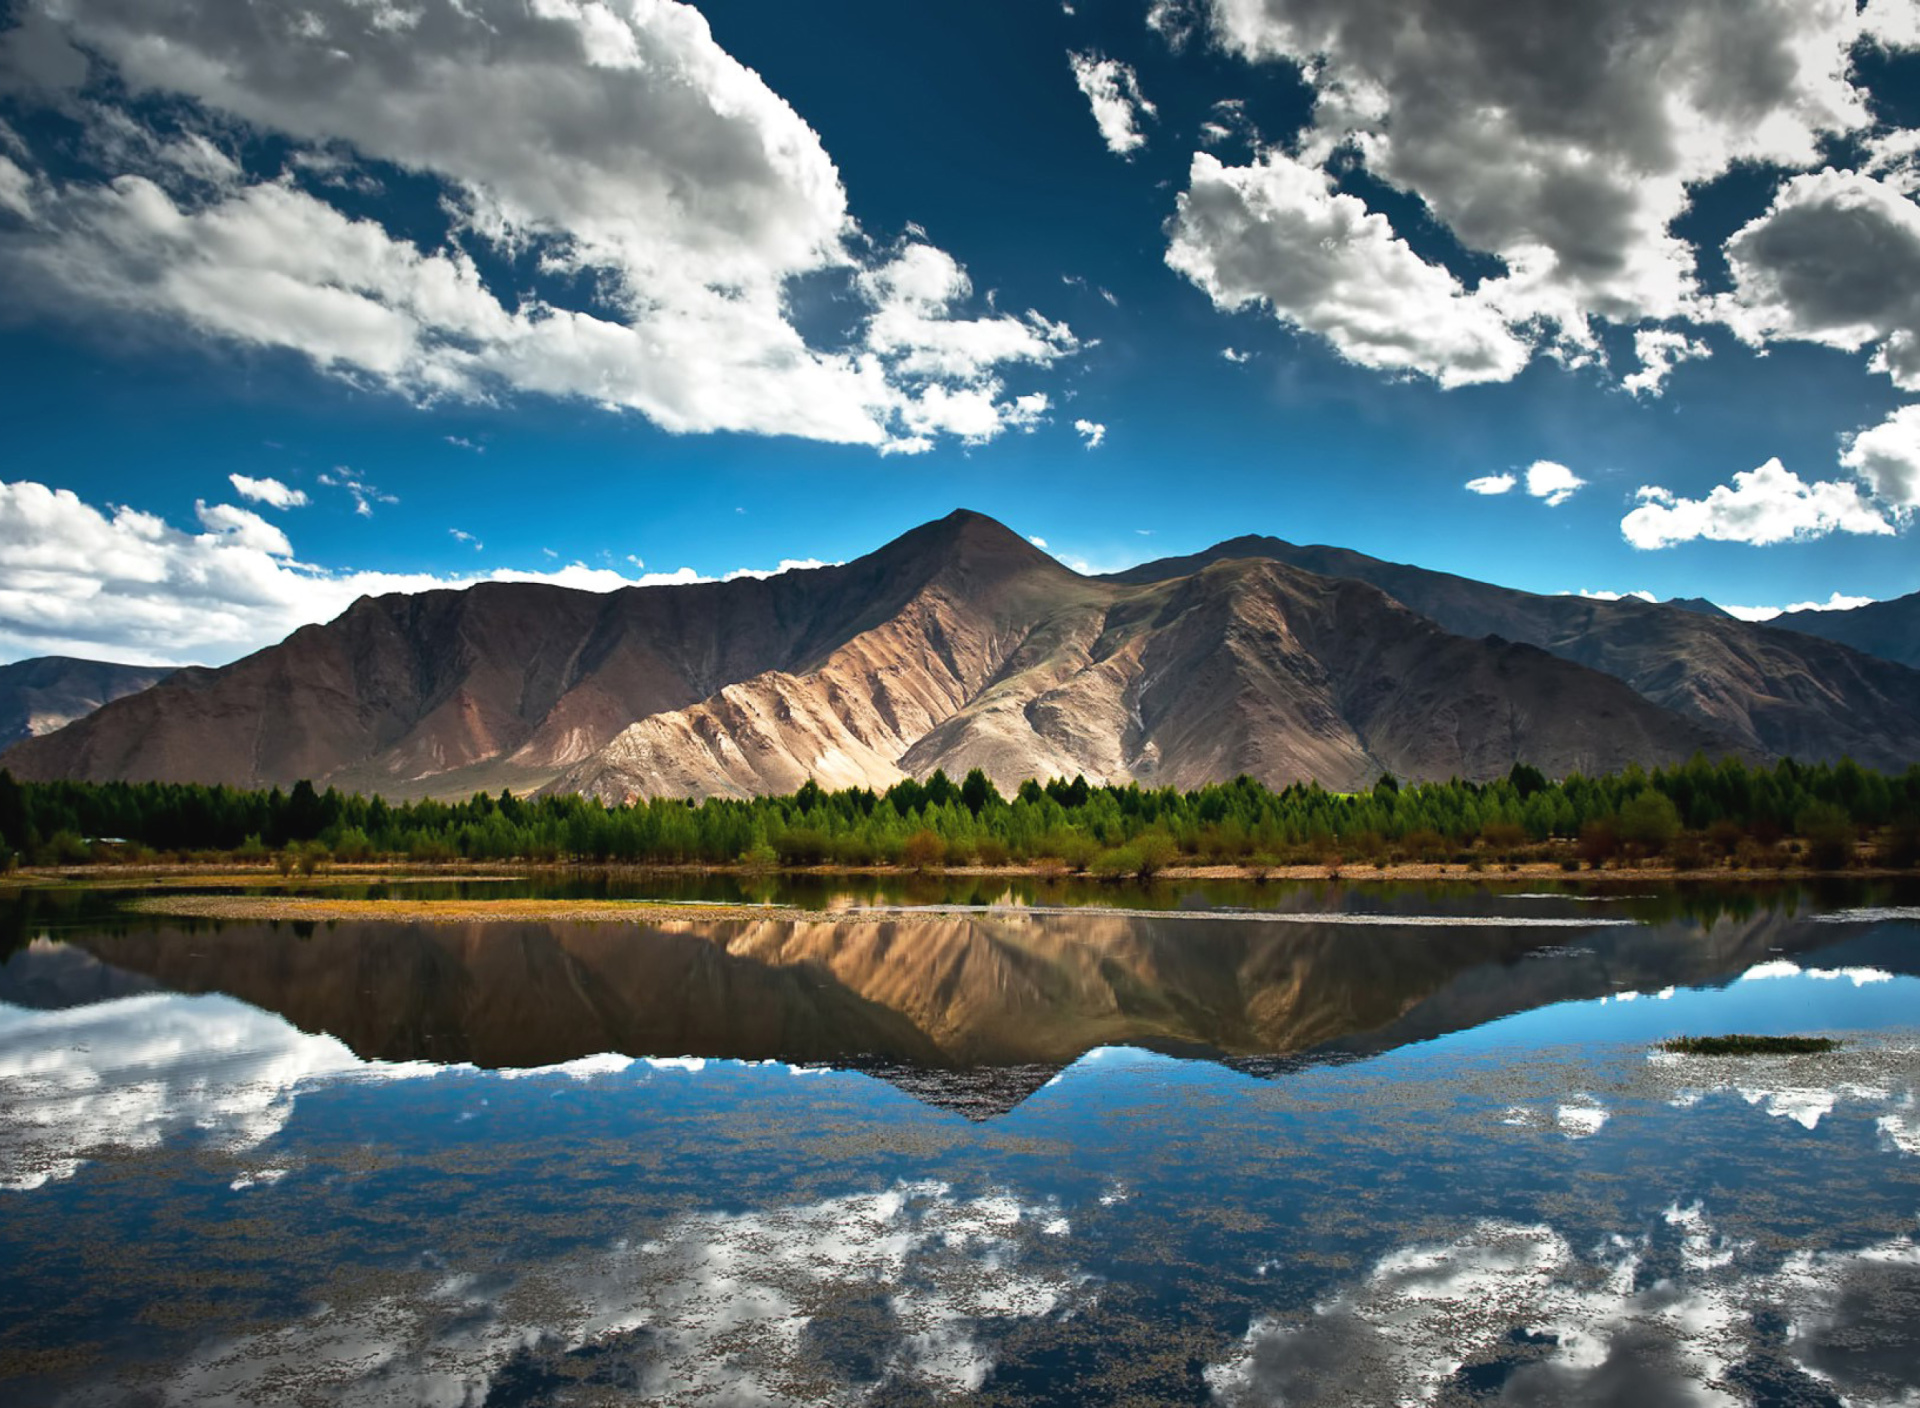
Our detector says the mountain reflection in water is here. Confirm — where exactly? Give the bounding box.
[6,889,1911,1113]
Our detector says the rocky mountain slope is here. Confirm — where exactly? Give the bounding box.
[1110,537,1920,772]
[4,511,1909,799]
[1765,591,1920,671]
[0,657,173,748]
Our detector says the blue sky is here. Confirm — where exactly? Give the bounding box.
[2,0,1920,665]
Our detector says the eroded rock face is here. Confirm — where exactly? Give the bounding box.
[0,655,173,747]
[1110,535,1920,773]
[8,508,1901,801]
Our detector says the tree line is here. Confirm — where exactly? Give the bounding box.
[2,754,1917,873]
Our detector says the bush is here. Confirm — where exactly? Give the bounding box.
[1578,820,1620,870]
[1479,820,1526,858]
[1797,802,1855,871]
[1090,845,1142,880]
[1879,817,1920,869]
[774,827,831,867]
[973,836,1011,868]
[901,829,947,871]
[1134,832,1177,879]
[1040,829,1098,874]
[1618,790,1681,854]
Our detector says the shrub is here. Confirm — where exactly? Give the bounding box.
[901,829,948,871]
[1879,817,1920,869]
[973,836,1011,868]
[1797,802,1855,871]
[1134,831,1177,879]
[1578,820,1620,870]
[1618,790,1681,854]
[1091,845,1142,880]
[774,827,831,867]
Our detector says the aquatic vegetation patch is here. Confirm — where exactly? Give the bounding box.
[1661,1035,1841,1056]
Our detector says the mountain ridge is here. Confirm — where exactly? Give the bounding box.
[4,510,1909,799]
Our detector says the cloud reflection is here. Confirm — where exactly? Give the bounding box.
[1207,1209,1920,1406]
[0,992,438,1190]
[138,1181,1077,1406]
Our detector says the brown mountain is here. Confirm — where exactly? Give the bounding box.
[0,656,174,748]
[1110,536,1920,772]
[0,510,1845,800]
[1765,590,1920,671]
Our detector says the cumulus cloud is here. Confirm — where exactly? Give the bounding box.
[1722,169,1920,390]
[1177,0,1920,385]
[227,473,308,509]
[1067,52,1157,157]
[0,0,1072,453]
[1839,402,1920,517]
[1166,150,1532,387]
[1525,460,1585,506]
[1622,458,1893,549]
[0,478,824,666]
[1073,418,1106,448]
[1028,534,1048,548]
[1465,473,1515,495]
[1623,328,1711,398]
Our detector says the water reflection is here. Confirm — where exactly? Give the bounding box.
[2,885,1919,1406]
[11,895,1908,1094]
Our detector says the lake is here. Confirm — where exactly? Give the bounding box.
[2,877,1917,1405]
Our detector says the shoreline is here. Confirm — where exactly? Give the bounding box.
[8,857,1915,889]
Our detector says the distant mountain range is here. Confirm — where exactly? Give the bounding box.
[3,511,1915,798]
[0,657,174,749]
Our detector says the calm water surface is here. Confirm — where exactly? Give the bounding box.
[1,878,1917,1405]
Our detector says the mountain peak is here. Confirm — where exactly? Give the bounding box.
[869,509,1065,577]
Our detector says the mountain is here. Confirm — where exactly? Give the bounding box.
[1664,597,1730,618]
[0,656,174,748]
[1764,591,1920,671]
[3,510,1899,800]
[1109,537,1920,773]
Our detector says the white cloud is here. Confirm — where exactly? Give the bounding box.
[1622,457,1893,550]
[1839,403,1920,517]
[0,478,822,666]
[1028,535,1048,548]
[0,0,1073,452]
[449,528,481,551]
[1465,473,1515,495]
[1525,460,1585,507]
[1067,52,1156,157]
[1574,588,1657,604]
[1204,0,1898,346]
[1220,346,1252,363]
[1167,150,1532,387]
[1146,0,1201,51]
[1722,169,1920,389]
[1623,328,1711,398]
[226,473,308,509]
[1073,418,1106,448]
[1719,592,1878,622]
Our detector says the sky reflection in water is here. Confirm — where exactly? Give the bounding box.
[0,883,1917,1406]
